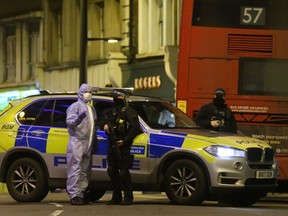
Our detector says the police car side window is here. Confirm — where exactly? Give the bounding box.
[17,100,48,125]
[17,99,76,127]
[34,100,55,126]
[133,102,175,128]
[142,104,162,127]
[93,100,113,123]
[53,100,76,128]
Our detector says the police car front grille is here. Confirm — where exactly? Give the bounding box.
[247,148,274,162]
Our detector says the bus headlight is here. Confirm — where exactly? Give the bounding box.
[204,145,245,158]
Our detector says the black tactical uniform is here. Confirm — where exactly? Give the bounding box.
[100,90,141,205]
[195,88,237,134]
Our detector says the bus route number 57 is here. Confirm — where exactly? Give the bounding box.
[240,6,265,26]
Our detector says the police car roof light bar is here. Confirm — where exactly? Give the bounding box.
[91,87,134,95]
[38,87,134,96]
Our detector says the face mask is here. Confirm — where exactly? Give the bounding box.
[213,96,225,108]
[83,92,92,102]
[113,97,125,107]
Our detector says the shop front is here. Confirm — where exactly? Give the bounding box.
[0,86,39,112]
[121,59,176,103]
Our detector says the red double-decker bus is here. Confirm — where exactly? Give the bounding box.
[176,0,288,191]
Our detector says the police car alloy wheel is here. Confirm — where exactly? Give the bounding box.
[6,158,49,202]
[164,159,208,205]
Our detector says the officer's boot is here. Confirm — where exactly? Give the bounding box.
[106,190,122,205]
[122,188,133,205]
[106,166,122,205]
[119,169,133,205]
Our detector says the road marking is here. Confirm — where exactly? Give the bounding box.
[50,202,63,208]
[49,203,63,216]
[50,210,63,216]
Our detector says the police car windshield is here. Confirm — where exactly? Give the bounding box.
[0,103,13,116]
[130,101,197,129]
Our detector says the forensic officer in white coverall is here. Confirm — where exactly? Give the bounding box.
[66,83,97,205]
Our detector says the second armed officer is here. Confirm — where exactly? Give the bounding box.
[99,90,142,205]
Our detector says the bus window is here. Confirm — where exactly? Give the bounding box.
[192,0,288,30]
[239,59,288,96]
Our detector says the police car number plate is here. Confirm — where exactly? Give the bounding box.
[256,171,273,179]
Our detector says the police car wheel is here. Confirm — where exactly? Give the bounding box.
[85,189,106,202]
[164,159,208,205]
[217,190,265,207]
[6,158,49,202]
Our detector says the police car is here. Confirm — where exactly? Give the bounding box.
[0,90,278,206]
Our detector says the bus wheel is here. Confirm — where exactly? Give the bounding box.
[6,158,49,202]
[164,159,208,205]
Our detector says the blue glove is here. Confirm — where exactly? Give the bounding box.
[78,111,86,120]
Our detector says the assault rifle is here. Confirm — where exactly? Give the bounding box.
[107,117,121,156]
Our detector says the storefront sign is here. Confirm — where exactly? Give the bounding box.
[134,75,161,90]
[121,60,175,102]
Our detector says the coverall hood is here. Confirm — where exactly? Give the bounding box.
[78,83,92,103]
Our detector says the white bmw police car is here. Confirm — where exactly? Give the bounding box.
[0,90,278,206]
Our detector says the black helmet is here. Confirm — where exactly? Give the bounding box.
[113,90,127,106]
[215,88,226,98]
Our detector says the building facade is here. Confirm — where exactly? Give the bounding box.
[0,0,182,109]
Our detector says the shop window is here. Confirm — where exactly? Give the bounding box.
[5,25,16,82]
[138,0,182,54]
[158,0,164,47]
[28,21,40,80]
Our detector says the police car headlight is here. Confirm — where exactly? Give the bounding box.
[204,145,245,158]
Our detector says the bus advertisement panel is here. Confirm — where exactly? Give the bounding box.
[176,0,288,191]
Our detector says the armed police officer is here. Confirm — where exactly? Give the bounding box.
[195,88,237,134]
[99,90,141,205]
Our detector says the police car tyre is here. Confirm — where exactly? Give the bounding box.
[6,158,49,202]
[164,159,208,205]
[85,189,106,202]
[217,190,265,207]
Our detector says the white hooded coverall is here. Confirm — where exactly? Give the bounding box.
[66,83,97,199]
